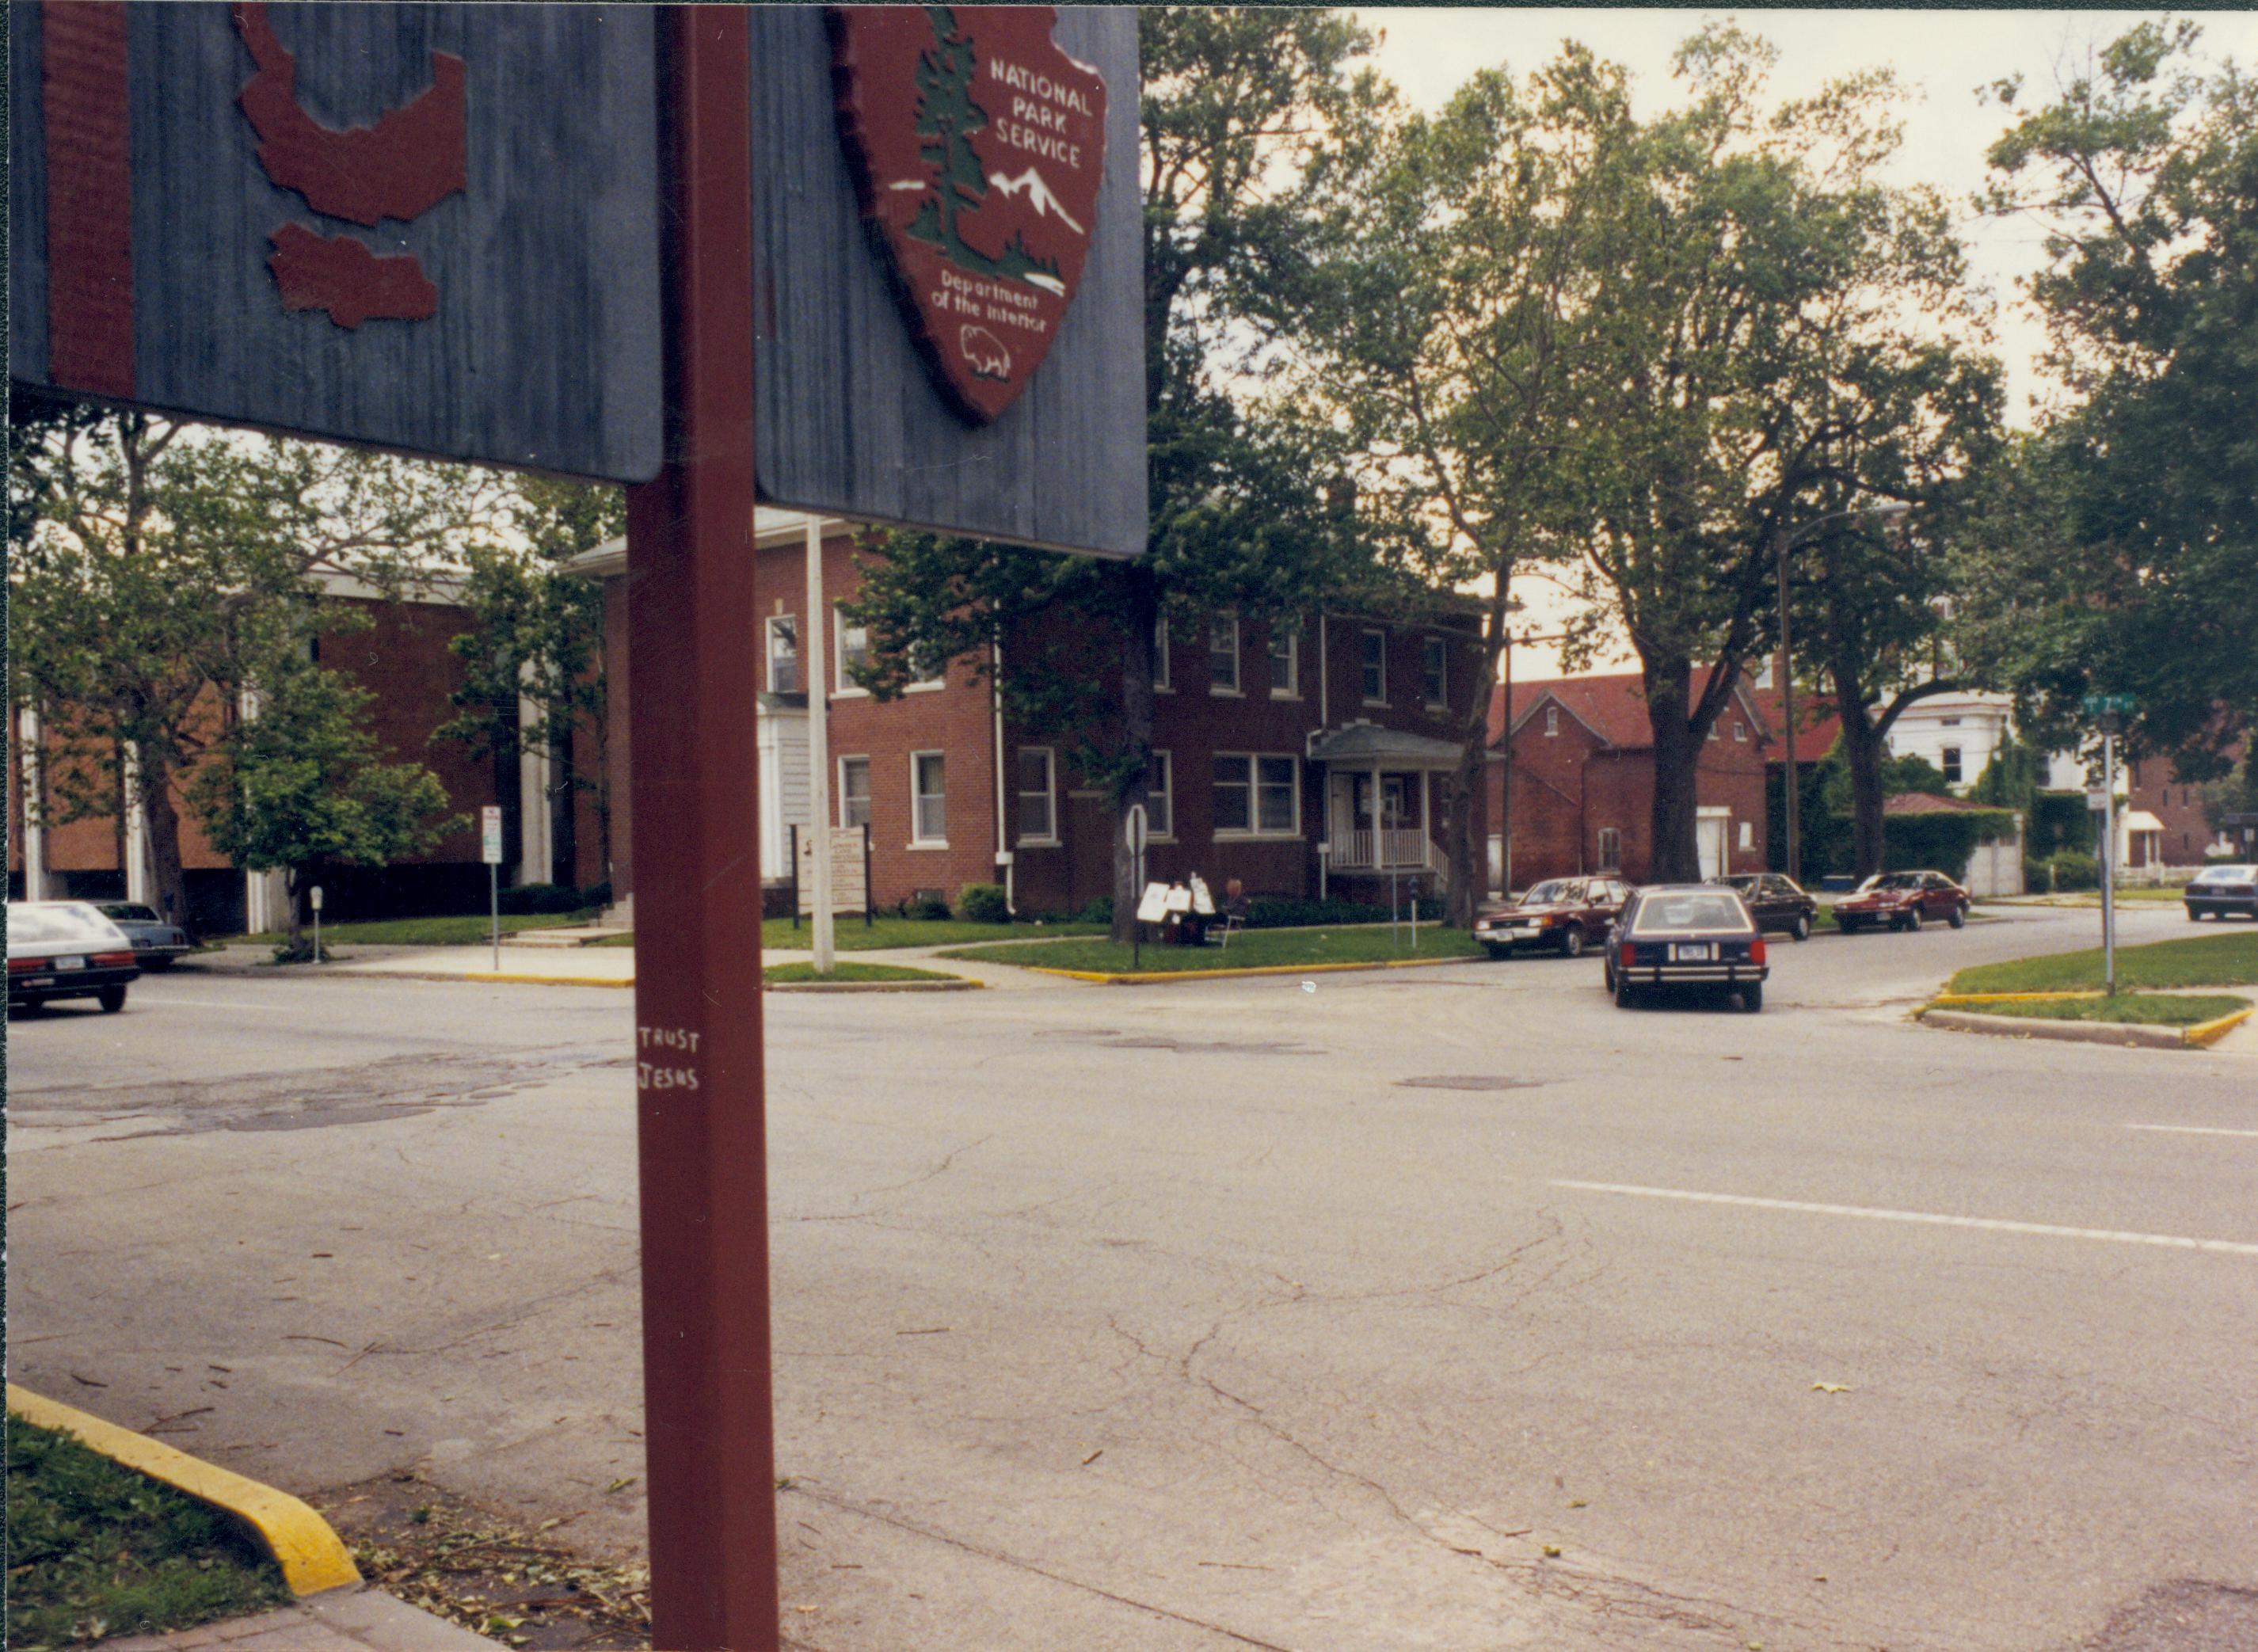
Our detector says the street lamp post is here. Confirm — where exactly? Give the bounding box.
[1774,501,1909,884]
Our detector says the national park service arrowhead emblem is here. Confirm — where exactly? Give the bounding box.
[828,6,1107,424]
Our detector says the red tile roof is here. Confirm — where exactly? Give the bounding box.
[1493,667,1769,751]
[1742,684,1841,762]
[1882,790,1989,814]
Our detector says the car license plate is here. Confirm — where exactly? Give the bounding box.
[1672,942,1714,962]
[55,955,88,971]
[1513,926,1541,938]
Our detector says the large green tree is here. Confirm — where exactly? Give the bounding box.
[1547,27,1997,880]
[1974,20,2257,775]
[8,409,501,925]
[1288,47,1643,919]
[846,7,1389,939]
[434,478,622,893]
[188,659,459,955]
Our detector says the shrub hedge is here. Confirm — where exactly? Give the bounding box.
[956,882,1011,924]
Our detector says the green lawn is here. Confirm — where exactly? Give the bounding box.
[5,1414,290,1648]
[1946,931,2258,995]
[238,910,600,948]
[759,915,1106,952]
[943,924,1487,975]
[1959,992,2249,1027]
[765,961,959,984]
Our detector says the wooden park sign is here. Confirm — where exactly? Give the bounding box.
[828,6,1108,424]
[9,2,664,482]
[750,5,1146,558]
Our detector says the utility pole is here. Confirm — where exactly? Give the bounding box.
[805,516,835,975]
[1776,527,1799,882]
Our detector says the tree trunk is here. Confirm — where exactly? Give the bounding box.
[282,866,306,953]
[140,756,193,936]
[548,708,577,892]
[1643,658,1702,881]
[1445,593,1507,926]
[1110,563,1158,944]
[1838,699,1889,880]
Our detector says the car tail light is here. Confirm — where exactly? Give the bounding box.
[1618,942,1636,969]
[8,956,40,974]
[93,950,137,969]
[1750,938,1767,966]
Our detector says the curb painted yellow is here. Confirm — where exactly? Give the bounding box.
[7,1384,360,1595]
[1019,953,1478,986]
[2184,1004,2256,1049]
[1931,990,2107,1007]
[767,977,983,992]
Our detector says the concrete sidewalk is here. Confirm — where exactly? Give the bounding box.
[99,1586,503,1651]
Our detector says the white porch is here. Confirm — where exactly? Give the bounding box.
[1307,723,1464,885]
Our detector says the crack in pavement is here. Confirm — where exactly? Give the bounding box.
[785,1483,1308,1650]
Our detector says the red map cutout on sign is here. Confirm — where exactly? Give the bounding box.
[233,2,465,329]
[828,6,1107,423]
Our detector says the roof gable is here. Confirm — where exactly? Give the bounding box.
[1496,667,1772,751]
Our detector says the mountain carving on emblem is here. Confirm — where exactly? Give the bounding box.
[828,6,1108,423]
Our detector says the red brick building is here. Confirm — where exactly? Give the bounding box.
[576,512,1489,917]
[2123,739,2252,870]
[1490,668,1773,886]
[10,580,517,933]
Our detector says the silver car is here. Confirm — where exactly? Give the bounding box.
[96,900,194,969]
[8,900,142,1014]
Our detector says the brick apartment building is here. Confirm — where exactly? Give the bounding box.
[10,577,531,933]
[575,511,1489,917]
[1491,668,1773,886]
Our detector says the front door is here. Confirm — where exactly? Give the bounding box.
[1696,813,1727,880]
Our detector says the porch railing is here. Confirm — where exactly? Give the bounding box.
[1333,828,1432,870]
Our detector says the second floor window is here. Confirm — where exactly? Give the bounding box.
[1597,826,1622,870]
[1361,629,1387,702]
[1422,637,1448,706]
[1214,753,1298,835]
[835,607,869,691]
[1210,615,1239,694]
[1269,628,1297,695]
[1942,745,1963,786]
[1544,706,1559,737]
[765,615,798,694]
[1017,748,1056,843]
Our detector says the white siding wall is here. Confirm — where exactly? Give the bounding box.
[757,705,811,881]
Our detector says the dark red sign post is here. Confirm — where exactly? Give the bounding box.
[623,10,779,1650]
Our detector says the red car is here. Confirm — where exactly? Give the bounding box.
[1472,876,1632,960]
[1833,870,1970,933]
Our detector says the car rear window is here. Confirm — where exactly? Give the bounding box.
[1628,892,1753,935]
[98,903,162,923]
[9,904,120,945]
[2194,866,2255,884]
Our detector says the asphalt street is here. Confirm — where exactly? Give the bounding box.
[7,904,2255,1651]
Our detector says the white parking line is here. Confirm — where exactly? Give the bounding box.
[1549,1180,2258,1256]
[2127,1124,2258,1139]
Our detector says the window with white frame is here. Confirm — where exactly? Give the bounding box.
[1422,636,1448,706]
[1361,629,1387,702]
[1268,626,1297,696]
[834,607,870,692]
[1734,720,1747,742]
[1213,753,1298,836]
[1155,613,1172,691]
[1145,750,1173,839]
[1016,748,1057,844]
[1941,745,1963,786]
[765,615,798,693]
[907,649,946,689]
[1209,614,1240,694]
[1596,826,1622,870]
[1753,655,1775,689]
[1544,706,1559,737]
[838,756,871,829]
[1738,820,1753,850]
[911,752,946,843]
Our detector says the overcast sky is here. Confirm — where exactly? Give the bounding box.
[1352,8,2257,676]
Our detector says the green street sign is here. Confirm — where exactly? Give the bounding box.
[2082,693,2138,717]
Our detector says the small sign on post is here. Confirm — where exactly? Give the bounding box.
[482,805,504,971]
